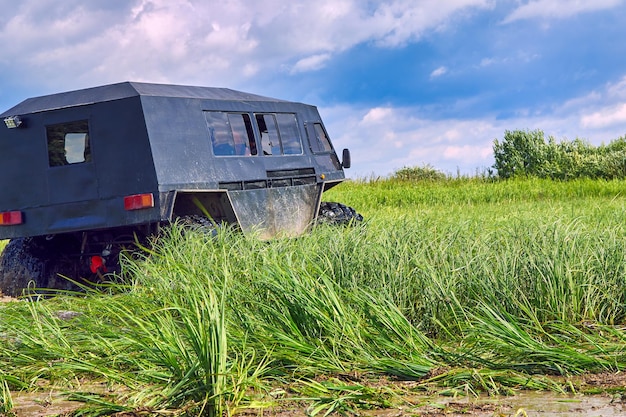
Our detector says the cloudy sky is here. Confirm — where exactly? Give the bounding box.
[1,0,625,178]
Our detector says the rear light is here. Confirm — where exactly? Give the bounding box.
[124,193,154,211]
[90,255,107,274]
[0,211,23,226]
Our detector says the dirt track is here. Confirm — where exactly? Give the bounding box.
[5,390,626,417]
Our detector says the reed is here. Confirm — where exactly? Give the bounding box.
[2,177,626,415]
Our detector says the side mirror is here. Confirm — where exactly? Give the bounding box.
[341,148,351,169]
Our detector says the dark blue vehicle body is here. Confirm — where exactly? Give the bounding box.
[0,82,352,294]
[0,82,349,241]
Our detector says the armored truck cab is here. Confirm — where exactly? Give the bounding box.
[0,82,359,295]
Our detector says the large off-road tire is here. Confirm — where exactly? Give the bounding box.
[0,237,81,297]
[176,214,219,236]
[0,238,49,296]
[317,202,364,226]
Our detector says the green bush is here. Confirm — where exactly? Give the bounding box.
[493,129,626,180]
[391,164,447,181]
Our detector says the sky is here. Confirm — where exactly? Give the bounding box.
[1,0,625,178]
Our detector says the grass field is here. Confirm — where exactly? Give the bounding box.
[2,177,626,416]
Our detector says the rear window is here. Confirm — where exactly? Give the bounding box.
[46,120,91,167]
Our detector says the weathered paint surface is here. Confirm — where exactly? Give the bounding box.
[229,184,320,239]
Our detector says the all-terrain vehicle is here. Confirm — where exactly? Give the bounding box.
[0,82,361,295]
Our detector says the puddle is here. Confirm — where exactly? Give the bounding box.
[6,390,626,417]
[6,383,113,417]
[400,391,626,416]
[7,391,83,417]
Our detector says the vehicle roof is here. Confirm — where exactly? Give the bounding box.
[0,81,288,116]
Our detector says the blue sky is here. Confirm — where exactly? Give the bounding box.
[1,0,625,177]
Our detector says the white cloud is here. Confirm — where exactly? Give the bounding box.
[321,104,500,177]
[443,144,492,161]
[606,76,626,99]
[365,0,494,47]
[362,107,394,124]
[571,76,626,131]
[322,73,626,178]
[479,57,497,67]
[290,54,332,74]
[503,0,624,23]
[1,0,623,179]
[581,104,626,129]
[0,0,495,89]
[430,66,448,79]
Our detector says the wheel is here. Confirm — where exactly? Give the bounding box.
[0,236,82,297]
[0,238,53,296]
[316,202,364,226]
[176,214,219,236]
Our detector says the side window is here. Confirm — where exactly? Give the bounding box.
[47,120,91,167]
[307,122,334,153]
[275,113,303,155]
[205,112,257,156]
[256,114,281,155]
[255,113,303,156]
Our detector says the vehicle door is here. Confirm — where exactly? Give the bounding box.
[46,119,99,205]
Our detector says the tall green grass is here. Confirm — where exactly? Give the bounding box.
[2,177,626,415]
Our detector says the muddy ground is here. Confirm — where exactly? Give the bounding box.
[6,385,626,417]
[5,368,626,416]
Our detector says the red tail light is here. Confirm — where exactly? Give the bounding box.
[90,255,107,274]
[124,193,154,211]
[0,211,23,226]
